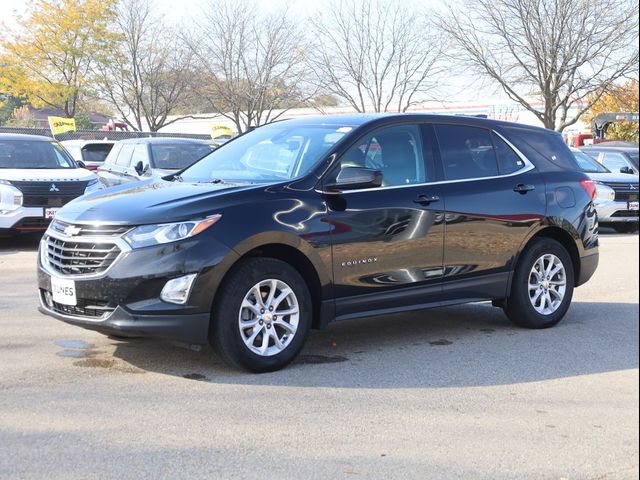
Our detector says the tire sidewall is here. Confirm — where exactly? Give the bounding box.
[211,258,312,372]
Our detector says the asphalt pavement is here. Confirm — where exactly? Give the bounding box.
[0,230,638,479]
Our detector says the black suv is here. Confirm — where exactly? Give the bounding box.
[37,115,599,372]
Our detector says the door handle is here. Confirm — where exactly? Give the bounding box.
[414,194,441,205]
[513,184,535,194]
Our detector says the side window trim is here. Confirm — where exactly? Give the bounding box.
[321,128,535,194]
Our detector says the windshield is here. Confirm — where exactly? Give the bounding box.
[572,149,609,173]
[180,123,352,182]
[150,144,214,170]
[0,140,77,169]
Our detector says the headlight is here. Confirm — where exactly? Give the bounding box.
[123,215,222,248]
[84,178,102,194]
[594,183,615,203]
[0,179,23,215]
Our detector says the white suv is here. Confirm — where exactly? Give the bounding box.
[0,133,101,235]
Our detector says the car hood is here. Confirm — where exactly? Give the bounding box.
[584,171,640,184]
[0,168,96,182]
[56,178,266,225]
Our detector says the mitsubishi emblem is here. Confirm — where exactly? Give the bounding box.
[630,184,638,190]
[50,183,60,192]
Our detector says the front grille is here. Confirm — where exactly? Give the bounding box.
[611,210,639,217]
[49,219,130,237]
[45,235,121,275]
[604,182,640,202]
[10,180,88,207]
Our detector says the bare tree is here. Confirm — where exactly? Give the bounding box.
[94,0,193,131]
[439,0,639,131]
[309,0,445,113]
[184,0,315,133]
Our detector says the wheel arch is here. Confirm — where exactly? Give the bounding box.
[211,233,332,330]
[514,226,582,288]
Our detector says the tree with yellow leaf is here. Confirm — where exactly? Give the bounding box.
[0,0,117,118]
[584,81,640,142]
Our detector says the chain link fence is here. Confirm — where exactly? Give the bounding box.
[0,126,211,141]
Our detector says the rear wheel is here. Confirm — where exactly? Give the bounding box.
[210,258,312,372]
[504,238,574,329]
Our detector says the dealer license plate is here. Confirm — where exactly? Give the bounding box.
[44,207,59,219]
[51,276,77,306]
[628,201,639,211]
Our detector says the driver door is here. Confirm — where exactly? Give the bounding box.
[324,123,445,319]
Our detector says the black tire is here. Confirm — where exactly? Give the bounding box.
[209,257,312,373]
[612,223,639,234]
[504,238,575,329]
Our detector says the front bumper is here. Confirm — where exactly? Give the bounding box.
[594,200,639,224]
[37,231,237,345]
[0,206,52,231]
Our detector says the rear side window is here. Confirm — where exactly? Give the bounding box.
[115,144,135,166]
[81,144,113,163]
[503,127,579,170]
[434,125,498,180]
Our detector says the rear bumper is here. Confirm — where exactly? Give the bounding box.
[577,251,599,287]
[38,297,210,344]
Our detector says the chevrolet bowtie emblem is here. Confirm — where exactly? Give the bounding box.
[63,225,82,236]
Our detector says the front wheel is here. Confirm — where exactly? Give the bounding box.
[504,238,575,329]
[210,258,312,372]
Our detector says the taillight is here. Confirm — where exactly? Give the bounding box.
[580,179,597,200]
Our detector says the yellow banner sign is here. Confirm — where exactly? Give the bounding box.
[210,124,234,140]
[48,116,76,135]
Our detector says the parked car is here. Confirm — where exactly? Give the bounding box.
[97,137,214,187]
[37,114,599,372]
[580,145,639,175]
[60,139,115,171]
[571,148,639,233]
[0,134,100,235]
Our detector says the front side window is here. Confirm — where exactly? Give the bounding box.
[0,140,76,169]
[339,124,427,186]
[181,123,352,182]
[435,125,498,180]
[130,144,148,168]
[601,152,631,172]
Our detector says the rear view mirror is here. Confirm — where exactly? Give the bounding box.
[324,167,383,192]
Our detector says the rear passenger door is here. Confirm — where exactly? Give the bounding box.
[432,123,546,300]
[97,143,123,188]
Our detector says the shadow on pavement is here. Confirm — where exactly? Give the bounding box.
[0,233,42,253]
[106,300,639,389]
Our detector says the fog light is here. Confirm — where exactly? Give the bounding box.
[160,274,197,305]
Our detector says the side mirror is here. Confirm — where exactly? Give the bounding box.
[324,167,383,192]
[620,166,634,174]
[77,160,87,169]
[134,161,149,176]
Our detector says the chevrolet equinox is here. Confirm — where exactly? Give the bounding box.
[38,114,599,372]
